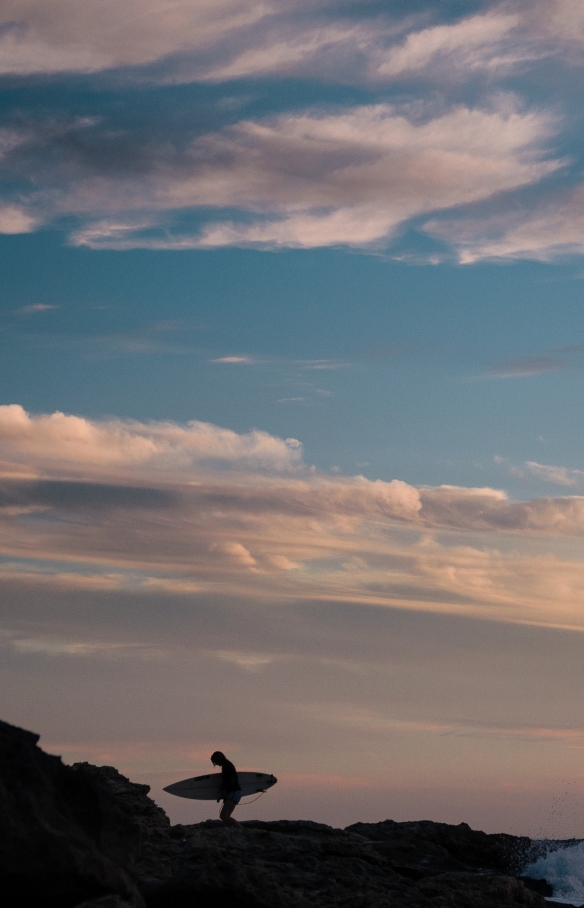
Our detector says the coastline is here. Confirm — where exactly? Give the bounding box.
[1,718,579,908]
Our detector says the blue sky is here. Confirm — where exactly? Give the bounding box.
[3,236,584,493]
[3,0,584,835]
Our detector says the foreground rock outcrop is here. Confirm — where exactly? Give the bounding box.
[0,719,571,908]
[0,719,143,907]
[133,819,545,908]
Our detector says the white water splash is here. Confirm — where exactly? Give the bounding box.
[525,842,584,906]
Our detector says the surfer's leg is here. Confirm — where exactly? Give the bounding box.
[220,798,242,828]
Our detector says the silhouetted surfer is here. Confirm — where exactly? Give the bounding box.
[211,751,243,828]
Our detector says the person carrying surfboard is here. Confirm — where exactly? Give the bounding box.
[211,751,243,828]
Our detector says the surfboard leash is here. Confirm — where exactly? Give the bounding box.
[238,791,266,805]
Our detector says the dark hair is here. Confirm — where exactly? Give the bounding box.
[211,751,225,764]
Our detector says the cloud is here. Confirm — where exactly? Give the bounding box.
[0,0,275,76]
[209,541,259,571]
[199,21,376,83]
[4,405,584,637]
[0,2,417,86]
[210,648,279,671]
[0,19,569,256]
[0,205,39,234]
[518,461,584,487]
[0,2,571,87]
[8,319,207,359]
[0,404,303,479]
[54,99,559,251]
[8,522,584,841]
[5,404,584,538]
[418,485,584,536]
[13,304,60,315]
[302,702,584,747]
[0,2,518,85]
[483,356,563,379]
[0,478,176,511]
[210,355,255,364]
[376,11,524,79]
[267,554,301,570]
[9,636,165,660]
[527,0,584,53]
[424,186,584,263]
[0,2,389,86]
[472,344,584,382]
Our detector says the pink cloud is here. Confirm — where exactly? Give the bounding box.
[3,406,584,635]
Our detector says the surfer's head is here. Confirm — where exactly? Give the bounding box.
[211,751,226,766]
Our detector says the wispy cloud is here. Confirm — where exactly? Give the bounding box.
[3,2,584,261]
[512,461,584,487]
[528,0,584,55]
[299,360,348,371]
[52,99,558,251]
[303,702,584,747]
[0,0,275,76]
[425,185,584,264]
[199,20,377,83]
[0,205,39,235]
[209,648,280,671]
[475,343,584,380]
[0,1,574,86]
[13,304,60,316]
[9,636,166,660]
[0,2,575,257]
[483,356,563,379]
[209,354,348,370]
[375,11,525,79]
[4,405,584,634]
[210,355,256,364]
[8,319,207,359]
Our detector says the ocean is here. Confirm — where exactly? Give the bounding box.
[524,842,584,906]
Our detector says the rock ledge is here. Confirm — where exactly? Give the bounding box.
[0,719,567,908]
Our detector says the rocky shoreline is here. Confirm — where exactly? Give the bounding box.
[0,719,575,908]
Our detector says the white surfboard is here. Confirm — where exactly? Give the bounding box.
[163,771,277,801]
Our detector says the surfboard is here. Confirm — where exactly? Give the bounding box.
[163,771,277,801]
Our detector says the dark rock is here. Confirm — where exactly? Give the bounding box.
[72,763,170,843]
[416,872,546,908]
[0,718,568,908]
[74,898,135,908]
[142,864,287,908]
[132,821,550,908]
[347,819,533,875]
[518,877,554,897]
[0,719,143,907]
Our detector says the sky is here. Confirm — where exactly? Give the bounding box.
[3,0,584,837]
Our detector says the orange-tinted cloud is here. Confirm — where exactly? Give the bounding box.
[3,406,584,634]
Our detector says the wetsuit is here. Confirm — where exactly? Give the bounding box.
[221,760,241,802]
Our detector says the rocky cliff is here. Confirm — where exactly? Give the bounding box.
[0,719,567,908]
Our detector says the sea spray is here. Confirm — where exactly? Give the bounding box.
[530,783,584,843]
[524,841,584,905]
